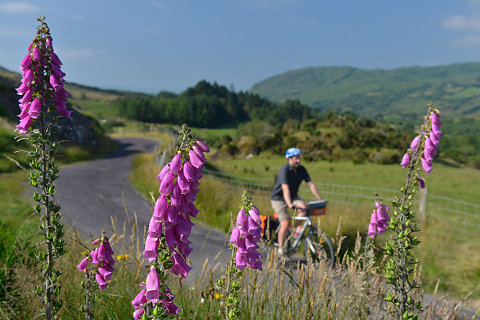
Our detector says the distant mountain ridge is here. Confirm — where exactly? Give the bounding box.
[250,63,480,120]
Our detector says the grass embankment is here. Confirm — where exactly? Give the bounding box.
[130,150,480,300]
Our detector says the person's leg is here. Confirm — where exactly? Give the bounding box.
[271,200,290,251]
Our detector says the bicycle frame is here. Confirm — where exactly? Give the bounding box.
[275,215,316,252]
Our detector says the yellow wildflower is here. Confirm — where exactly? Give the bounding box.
[116,254,129,261]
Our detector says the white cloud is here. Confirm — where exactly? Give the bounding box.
[450,34,480,46]
[149,1,166,8]
[444,15,480,31]
[0,2,41,14]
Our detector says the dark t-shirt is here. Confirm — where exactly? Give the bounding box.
[271,164,311,201]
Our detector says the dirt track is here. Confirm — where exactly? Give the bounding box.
[55,137,230,276]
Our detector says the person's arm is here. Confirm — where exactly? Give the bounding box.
[307,181,323,201]
[281,184,294,208]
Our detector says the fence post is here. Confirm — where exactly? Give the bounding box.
[418,186,428,222]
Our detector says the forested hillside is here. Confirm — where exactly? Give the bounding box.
[250,63,480,121]
[114,80,314,127]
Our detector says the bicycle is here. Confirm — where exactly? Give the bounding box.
[260,200,335,268]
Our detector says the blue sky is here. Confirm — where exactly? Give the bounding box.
[1,0,480,93]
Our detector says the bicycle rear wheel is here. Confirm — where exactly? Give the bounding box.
[304,231,335,268]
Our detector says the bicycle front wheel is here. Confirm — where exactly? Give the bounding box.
[304,232,335,268]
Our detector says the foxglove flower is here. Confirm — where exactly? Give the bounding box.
[400,152,410,168]
[16,25,71,134]
[78,235,116,290]
[368,202,390,238]
[135,127,208,318]
[230,192,263,271]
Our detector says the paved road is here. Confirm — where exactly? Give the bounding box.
[55,137,230,276]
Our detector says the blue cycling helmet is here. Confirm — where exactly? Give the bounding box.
[285,147,302,158]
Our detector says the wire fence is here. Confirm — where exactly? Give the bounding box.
[202,168,480,239]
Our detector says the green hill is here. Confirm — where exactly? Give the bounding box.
[250,63,480,121]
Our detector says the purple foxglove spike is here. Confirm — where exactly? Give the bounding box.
[46,37,52,48]
[54,103,72,118]
[175,216,191,241]
[236,208,246,227]
[170,183,183,208]
[246,215,258,233]
[95,273,108,290]
[430,112,441,125]
[165,204,179,229]
[148,216,163,238]
[90,248,100,264]
[177,242,193,257]
[77,257,90,272]
[98,266,113,281]
[429,130,439,148]
[18,103,30,119]
[153,195,168,220]
[230,227,240,245]
[177,171,190,194]
[170,153,182,174]
[16,115,32,134]
[184,202,199,217]
[170,252,192,278]
[146,266,161,303]
[235,251,247,270]
[237,237,247,251]
[132,288,147,309]
[164,300,180,315]
[431,121,441,136]
[133,308,144,320]
[189,149,204,168]
[23,68,34,84]
[16,82,29,95]
[157,164,170,183]
[183,161,194,182]
[28,97,42,119]
[376,224,386,236]
[370,210,379,225]
[410,135,421,150]
[400,152,410,168]
[32,46,41,61]
[184,188,198,202]
[165,227,179,250]
[143,235,159,262]
[104,240,114,257]
[19,89,33,105]
[244,235,258,249]
[51,63,66,78]
[159,171,175,195]
[51,52,62,66]
[20,53,32,70]
[55,86,70,97]
[193,145,207,162]
[248,208,261,224]
[50,74,62,88]
[98,243,107,260]
[367,223,377,238]
[196,139,210,153]
[421,156,433,175]
[418,176,425,189]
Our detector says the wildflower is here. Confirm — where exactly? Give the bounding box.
[16,24,71,134]
[230,192,263,271]
[400,152,410,168]
[116,254,129,261]
[146,266,161,303]
[418,176,425,189]
[79,235,115,290]
[367,202,390,238]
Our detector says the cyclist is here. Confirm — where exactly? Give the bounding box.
[271,147,324,255]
